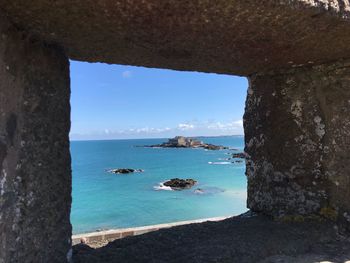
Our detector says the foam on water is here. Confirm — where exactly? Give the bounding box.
[154,182,173,191]
[218,158,230,161]
[208,161,232,165]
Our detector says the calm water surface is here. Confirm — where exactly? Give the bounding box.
[71,136,247,234]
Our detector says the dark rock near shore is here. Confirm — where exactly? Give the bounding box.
[145,136,228,150]
[108,168,144,174]
[163,178,197,190]
[232,152,246,159]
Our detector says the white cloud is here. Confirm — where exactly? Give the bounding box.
[161,127,171,132]
[136,127,150,133]
[134,127,172,134]
[207,120,243,131]
[70,119,244,140]
[122,70,132,78]
[233,119,243,127]
[177,123,195,131]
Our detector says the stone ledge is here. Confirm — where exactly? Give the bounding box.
[72,216,231,247]
[72,214,350,263]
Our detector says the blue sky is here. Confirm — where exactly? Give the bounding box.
[70,61,248,140]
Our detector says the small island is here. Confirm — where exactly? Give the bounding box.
[163,178,197,190]
[145,136,228,150]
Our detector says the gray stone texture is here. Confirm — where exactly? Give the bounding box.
[244,60,350,229]
[1,1,350,75]
[0,0,349,261]
[72,215,350,263]
[0,14,71,263]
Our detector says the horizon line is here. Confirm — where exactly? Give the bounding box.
[70,134,244,142]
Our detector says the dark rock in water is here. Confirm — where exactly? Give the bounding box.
[109,168,144,174]
[116,168,135,174]
[163,178,197,190]
[232,152,246,159]
[143,136,228,150]
[203,144,227,150]
[235,160,244,163]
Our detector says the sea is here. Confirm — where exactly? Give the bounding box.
[70,136,247,234]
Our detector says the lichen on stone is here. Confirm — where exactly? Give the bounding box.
[319,206,338,221]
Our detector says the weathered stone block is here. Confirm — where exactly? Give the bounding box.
[245,61,350,229]
[1,1,350,75]
[0,14,71,262]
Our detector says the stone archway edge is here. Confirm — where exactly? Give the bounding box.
[1,1,350,75]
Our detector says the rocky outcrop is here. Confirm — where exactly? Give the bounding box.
[203,144,227,150]
[163,178,197,190]
[232,153,246,159]
[146,136,228,150]
[108,169,144,174]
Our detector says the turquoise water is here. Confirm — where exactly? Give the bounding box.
[71,136,247,234]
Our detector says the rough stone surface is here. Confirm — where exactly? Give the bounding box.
[73,214,350,263]
[0,14,71,263]
[244,60,350,230]
[1,1,350,75]
[0,1,350,261]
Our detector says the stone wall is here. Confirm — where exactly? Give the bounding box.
[0,1,350,262]
[2,1,350,76]
[0,14,72,262]
[244,60,350,229]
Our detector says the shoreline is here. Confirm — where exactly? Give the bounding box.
[72,216,232,247]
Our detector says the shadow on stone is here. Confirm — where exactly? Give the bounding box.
[72,214,350,263]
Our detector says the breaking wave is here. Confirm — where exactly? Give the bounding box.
[153,182,173,191]
[208,161,231,165]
